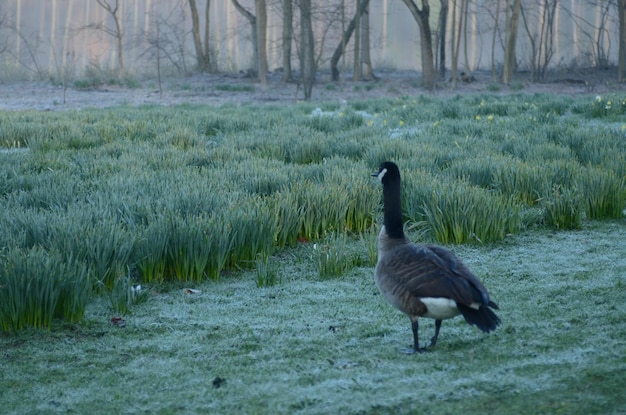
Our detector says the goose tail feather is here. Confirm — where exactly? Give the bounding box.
[457,302,501,333]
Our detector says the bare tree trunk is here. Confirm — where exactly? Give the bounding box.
[342,0,347,81]
[438,0,448,80]
[282,0,293,81]
[469,0,477,70]
[594,2,610,70]
[112,5,124,73]
[232,0,258,76]
[226,1,237,68]
[537,0,546,80]
[451,0,462,89]
[53,0,76,102]
[520,3,537,82]
[15,0,22,66]
[330,0,370,81]
[300,0,315,100]
[571,0,579,59]
[490,0,501,81]
[382,0,388,61]
[204,0,211,70]
[553,0,560,61]
[255,0,267,87]
[353,0,362,81]
[155,5,162,98]
[360,0,374,79]
[520,0,558,82]
[401,0,436,91]
[95,0,125,75]
[190,0,202,55]
[502,0,521,84]
[49,0,57,71]
[131,0,139,67]
[188,0,209,71]
[462,0,470,75]
[617,0,626,82]
[540,0,558,81]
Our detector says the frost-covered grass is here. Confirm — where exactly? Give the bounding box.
[1,93,626,323]
[1,221,625,414]
[0,92,625,411]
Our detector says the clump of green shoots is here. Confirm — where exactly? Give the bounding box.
[106,271,150,314]
[226,200,277,268]
[581,168,626,219]
[107,272,134,314]
[270,190,302,249]
[421,180,522,244]
[0,247,90,331]
[78,223,135,291]
[359,226,379,267]
[294,180,350,241]
[543,185,582,230]
[165,213,232,282]
[255,254,281,288]
[312,233,362,279]
[493,159,550,206]
[135,221,169,284]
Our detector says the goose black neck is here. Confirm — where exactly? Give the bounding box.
[382,176,405,239]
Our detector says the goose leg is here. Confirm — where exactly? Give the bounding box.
[430,319,442,348]
[411,319,420,351]
[408,316,428,353]
[401,316,426,354]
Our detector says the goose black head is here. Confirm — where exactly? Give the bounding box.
[372,161,401,183]
[372,161,405,239]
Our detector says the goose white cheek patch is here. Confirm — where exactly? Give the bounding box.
[377,168,388,182]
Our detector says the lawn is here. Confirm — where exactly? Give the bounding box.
[1,92,625,413]
[1,222,625,414]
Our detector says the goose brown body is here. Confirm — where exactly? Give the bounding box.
[373,161,500,352]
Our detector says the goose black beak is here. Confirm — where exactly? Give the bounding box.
[371,171,379,177]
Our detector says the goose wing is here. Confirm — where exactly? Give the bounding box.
[378,243,490,307]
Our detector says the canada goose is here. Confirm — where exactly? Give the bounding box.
[372,161,500,352]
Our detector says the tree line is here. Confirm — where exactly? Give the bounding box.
[193,0,626,97]
[1,1,625,100]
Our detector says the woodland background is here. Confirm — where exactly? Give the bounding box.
[1,1,626,99]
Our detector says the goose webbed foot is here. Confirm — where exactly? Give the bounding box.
[400,346,429,354]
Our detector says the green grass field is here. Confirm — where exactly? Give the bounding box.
[1,92,625,413]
